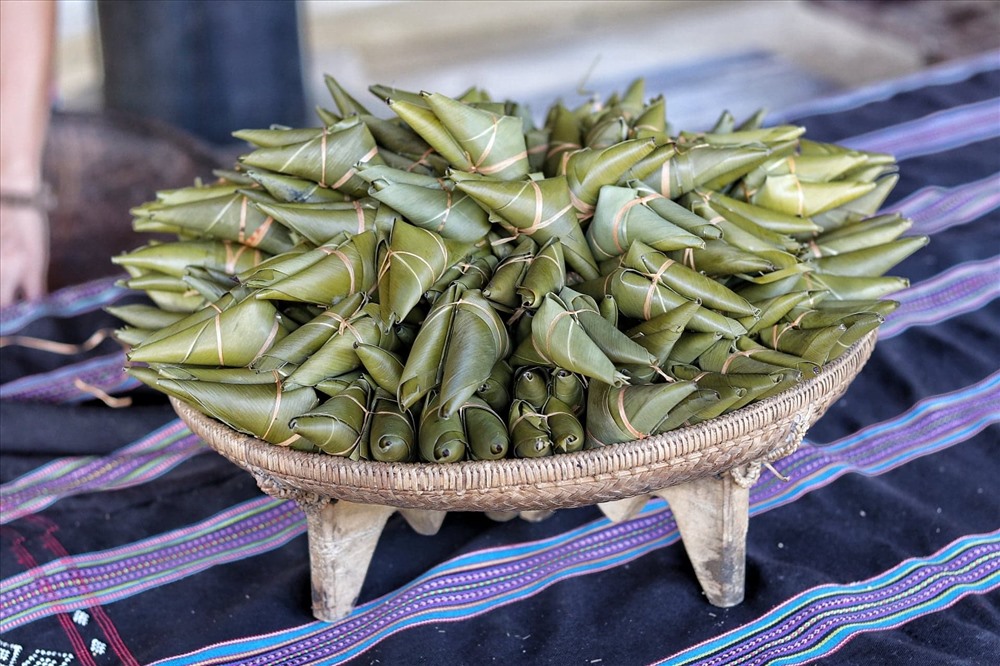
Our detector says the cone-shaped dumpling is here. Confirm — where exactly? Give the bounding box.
[454,175,599,279]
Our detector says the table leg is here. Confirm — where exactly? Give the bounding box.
[656,472,750,607]
[302,499,397,621]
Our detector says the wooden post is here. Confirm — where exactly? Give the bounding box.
[656,472,750,607]
[399,508,448,535]
[597,494,651,523]
[301,499,397,621]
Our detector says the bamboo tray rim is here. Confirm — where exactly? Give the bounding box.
[173,331,876,511]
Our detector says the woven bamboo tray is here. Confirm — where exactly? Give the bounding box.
[173,330,877,619]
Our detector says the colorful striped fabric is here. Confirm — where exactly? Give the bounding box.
[0,276,125,337]
[0,419,204,525]
[0,497,301,633]
[843,97,1000,159]
[659,530,1000,666]
[891,173,1000,235]
[0,351,136,403]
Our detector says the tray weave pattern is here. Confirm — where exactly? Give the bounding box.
[174,331,877,512]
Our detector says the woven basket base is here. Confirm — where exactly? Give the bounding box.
[173,331,876,619]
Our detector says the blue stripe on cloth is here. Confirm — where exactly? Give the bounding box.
[841,97,1000,160]
[890,173,1000,235]
[145,372,999,666]
[771,50,1000,123]
[0,419,205,525]
[0,351,137,403]
[656,530,1000,666]
[0,276,127,336]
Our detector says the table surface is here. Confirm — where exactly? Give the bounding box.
[1,50,998,666]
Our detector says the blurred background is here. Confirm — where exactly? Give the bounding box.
[31,0,1000,288]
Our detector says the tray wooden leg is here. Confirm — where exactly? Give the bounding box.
[399,508,447,535]
[656,472,750,607]
[302,499,396,621]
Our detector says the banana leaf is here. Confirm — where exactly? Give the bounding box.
[585,380,697,447]
[732,335,821,376]
[516,238,566,309]
[425,253,497,302]
[806,236,928,278]
[625,299,701,365]
[668,331,726,364]
[752,174,876,217]
[584,116,630,149]
[477,359,513,413]
[252,199,380,246]
[239,122,384,198]
[688,385,749,423]
[253,293,365,373]
[388,98,471,170]
[665,241,778,277]
[582,268,748,337]
[631,95,668,142]
[808,174,898,234]
[513,367,549,409]
[151,364,288,384]
[623,241,758,316]
[652,388,722,433]
[693,187,821,236]
[149,374,318,447]
[324,74,371,116]
[543,102,583,176]
[599,293,619,325]
[682,193,801,255]
[626,182,724,241]
[710,110,736,134]
[254,230,379,304]
[586,185,704,261]
[740,291,815,334]
[291,376,372,457]
[482,236,536,308]
[113,240,268,278]
[739,272,909,303]
[239,241,330,286]
[630,142,773,199]
[679,126,804,148]
[355,343,405,395]
[508,399,553,458]
[114,327,154,347]
[106,304,187,330]
[697,338,817,376]
[804,213,911,257]
[378,219,460,326]
[369,391,417,462]
[454,174,600,279]
[670,365,797,412]
[424,92,531,180]
[563,139,656,220]
[358,165,492,242]
[286,303,395,388]
[462,397,510,460]
[549,368,585,416]
[437,288,511,417]
[759,323,847,364]
[127,295,288,367]
[419,392,467,463]
[525,293,628,385]
[558,287,657,366]
[397,284,457,411]
[136,191,296,256]
[314,370,364,397]
[787,298,899,327]
[544,397,585,454]
[245,167,351,204]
